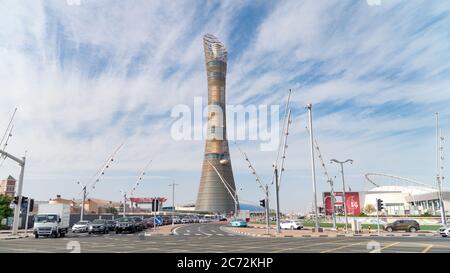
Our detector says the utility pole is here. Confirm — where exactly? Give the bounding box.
[273,165,281,233]
[122,191,127,217]
[265,184,270,234]
[77,182,87,221]
[436,112,447,225]
[330,159,353,233]
[306,104,320,232]
[0,150,25,236]
[328,178,337,230]
[169,181,179,226]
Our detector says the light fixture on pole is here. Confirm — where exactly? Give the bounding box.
[330,158,353,233]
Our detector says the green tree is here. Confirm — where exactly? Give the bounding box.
[0,194,13,222]
[105,206,118,214]
[364,204,376,215]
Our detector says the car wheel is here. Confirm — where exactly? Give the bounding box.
[409,227,417,233]
[386,227,393,232]
[60,232,65,237]
[88,231,92,235]
[35,234,39,239]
[116,230,119,234]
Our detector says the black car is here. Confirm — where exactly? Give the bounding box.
[88,219,109,234]
[162,216,171,225]
[106,220,116,231]
[115,217,137,234]
[132,216,144,231]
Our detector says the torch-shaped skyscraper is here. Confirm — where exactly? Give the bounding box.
[196,34,237,213]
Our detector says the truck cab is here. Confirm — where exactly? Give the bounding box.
[33,204,70,238]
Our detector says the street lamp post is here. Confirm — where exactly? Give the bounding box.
[77,182,87,221]
[306,104,320,232]
[0,149,25,236]
[273,165,281,233]
[436,113,447,225]
[169,181,179,227]
[330,158,353,233]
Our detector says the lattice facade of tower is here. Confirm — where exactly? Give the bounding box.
[195,34,237,213]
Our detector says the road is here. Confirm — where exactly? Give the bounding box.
[0,223,449,253]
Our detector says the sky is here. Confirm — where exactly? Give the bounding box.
[1,0,450,213]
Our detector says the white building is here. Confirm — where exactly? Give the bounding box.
[361,185,450,216]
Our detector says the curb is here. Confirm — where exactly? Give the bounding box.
[0,235,28,240]
[225,227,440,238]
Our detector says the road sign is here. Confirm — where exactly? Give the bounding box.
[155,216,163,225]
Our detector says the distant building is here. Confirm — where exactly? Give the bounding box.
[323,186,450,216]
[0,175,16,197]
[48,195,123,214]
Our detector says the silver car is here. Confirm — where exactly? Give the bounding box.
[72,220,90,233]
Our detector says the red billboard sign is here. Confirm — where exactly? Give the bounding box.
[323,192,360,216]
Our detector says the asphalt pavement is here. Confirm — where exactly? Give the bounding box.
[0,223,449,253]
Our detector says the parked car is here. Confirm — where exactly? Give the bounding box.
[385,220,420,232]
[115,217,137,234]
[219,217,228,222]
[230,219,247,227]
[181,217,191,224]
[143,218,154,228]
[280,220,303,230]
[199,218,210,223]
[72,220,91,233]
[162,216,171,225]
[88,219,109,234]
[172,216,181,224]
[439,224,450,237]
[106,220,116,231]
[132,217,144,231]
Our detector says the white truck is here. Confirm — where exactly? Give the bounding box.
[33,203,70,238]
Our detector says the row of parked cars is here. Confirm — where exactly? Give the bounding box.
[71,215,227,234]
[72,216,164,234]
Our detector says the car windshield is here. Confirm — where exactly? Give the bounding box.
[76,221,89,225]
[36,214,58,223]
[92,219,105,224]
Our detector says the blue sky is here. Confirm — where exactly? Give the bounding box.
[1,0,450,213]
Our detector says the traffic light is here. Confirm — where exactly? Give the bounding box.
[152,199,160,212]
[13,196,19,204]
[259,199,265,208]
[377,199,384,211]
[29,198,34,212]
